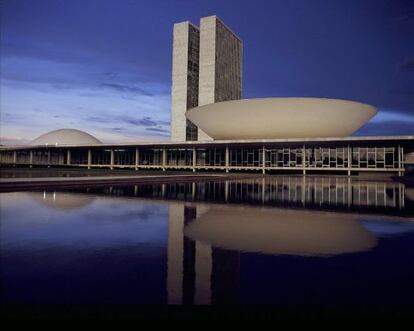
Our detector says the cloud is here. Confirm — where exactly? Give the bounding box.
[85,116,112,124]
[2,40,94,66]
[155,120,170,126]
[370,110,414,123]
[354,109,414,136]
[0,40,171,144]
[81,113,171,139]
[102,71,119,79]
[121,116,158,127]
[0,135,30,145]
[145,127,170,133]
[1,112,25,123]
[1,41,169,101]
[356,120,414,136]
[100,83,154,96]
[86,115,169,128]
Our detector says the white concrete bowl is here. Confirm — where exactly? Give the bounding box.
[186,97,377,140]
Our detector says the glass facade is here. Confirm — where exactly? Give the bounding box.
[0,143,408,174]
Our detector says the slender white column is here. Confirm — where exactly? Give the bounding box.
[262,145,266,174]
[66,150,71,165]
[192,147,196,172]
[225,146,229,173]
[398,145,402,176]
[162,148,166,171]
[110,149,114,170]
[192,182,196,200]
[87,149,92,169]
[135,148,139,170]
[302,145,306,175]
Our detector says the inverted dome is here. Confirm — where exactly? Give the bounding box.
[184,206,377,256]
[30,129,102,146]
[30,192,96,210]
[186,97,377,140]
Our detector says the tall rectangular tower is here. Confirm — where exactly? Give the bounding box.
[171,16,242,141]
[171,21,200,141]
[198,16,243,140]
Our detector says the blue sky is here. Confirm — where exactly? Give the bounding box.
[1,0,413,144]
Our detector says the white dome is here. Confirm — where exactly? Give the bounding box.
[30,129,102,146]
[186,97,377,140]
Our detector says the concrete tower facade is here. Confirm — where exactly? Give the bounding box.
[171,21,200,141]
[171,15,242,142]
[198,16,243,140]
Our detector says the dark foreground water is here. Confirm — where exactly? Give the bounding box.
[1,176,414,305]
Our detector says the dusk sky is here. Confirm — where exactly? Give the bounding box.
[1,0,413,144]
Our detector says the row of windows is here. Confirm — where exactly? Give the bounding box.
[1,146,403,169]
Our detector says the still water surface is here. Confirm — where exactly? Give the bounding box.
[1,176,414,304]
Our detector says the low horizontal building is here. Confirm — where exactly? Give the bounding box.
[1,128,413,176]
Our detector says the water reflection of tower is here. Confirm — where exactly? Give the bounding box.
[167,203,239,305]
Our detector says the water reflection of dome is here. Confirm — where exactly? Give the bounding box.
[30,192,96,210]
[184,206,377,256]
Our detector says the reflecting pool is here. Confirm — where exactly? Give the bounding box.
[1,176,414,304]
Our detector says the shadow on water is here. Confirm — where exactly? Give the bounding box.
[1,176,414,306]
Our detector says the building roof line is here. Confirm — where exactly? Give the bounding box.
[173,20,200,31]
[202,15,242,43]
[1,136,413,150]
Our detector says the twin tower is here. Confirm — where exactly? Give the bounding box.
[171,16,243,141]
